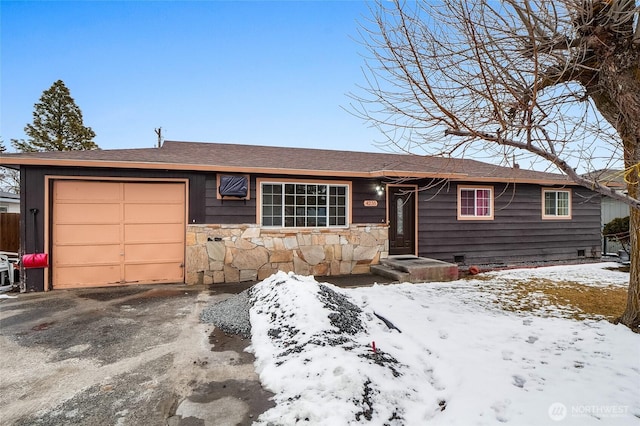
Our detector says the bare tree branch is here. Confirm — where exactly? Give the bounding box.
[352,0,640,329]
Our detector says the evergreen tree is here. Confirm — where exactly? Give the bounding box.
[11,80,98,152]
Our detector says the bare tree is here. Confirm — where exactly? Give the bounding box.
[0,139,20,194]
[352,0,639,330]
[0,167,20,194]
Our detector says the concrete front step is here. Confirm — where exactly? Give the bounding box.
[373,255,459,283]
[370,264,410,282]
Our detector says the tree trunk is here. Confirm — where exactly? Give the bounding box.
[618,140,640,331]
[619,206,640,330]
[588,47,640,332]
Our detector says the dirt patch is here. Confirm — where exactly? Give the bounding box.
[208,281,256,295]
[209,328,255,365]
[172,379,275,426]
[0,298,76,329]
[132,288,195,299]
[606,265,630,273]
[31,321,56,331]
[78,287,145,301]
[12,353,180,426]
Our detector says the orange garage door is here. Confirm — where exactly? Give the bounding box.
[52,180,186,289]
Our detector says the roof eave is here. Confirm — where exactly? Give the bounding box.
[449,176,575,186]
[0,158,464,178]
[0,157,572,185]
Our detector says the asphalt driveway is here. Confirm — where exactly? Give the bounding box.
[0,284,274,425]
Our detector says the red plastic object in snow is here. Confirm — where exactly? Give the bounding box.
[22,253,48,269]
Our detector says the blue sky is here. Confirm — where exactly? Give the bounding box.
[2,1,384,152]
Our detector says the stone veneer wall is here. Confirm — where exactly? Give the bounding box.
[185,224,389,285]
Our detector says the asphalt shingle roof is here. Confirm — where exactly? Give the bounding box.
[0,191,19,199]
[0,140,572,184]
[581,169,627,188]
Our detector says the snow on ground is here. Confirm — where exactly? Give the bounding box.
[248,263,640,426]
[479,262,630,288]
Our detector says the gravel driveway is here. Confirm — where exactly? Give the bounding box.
[0,284,273,425]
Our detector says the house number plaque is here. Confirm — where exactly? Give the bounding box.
[363,200,378,207]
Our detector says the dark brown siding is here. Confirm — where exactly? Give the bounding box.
[19,163,602,291]
[21,167,46,291]
[204,175,257,224]
[352,178,386,224]
[204,175,386,225]
[417,181,602,265]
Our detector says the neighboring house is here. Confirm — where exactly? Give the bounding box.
[0,191,20,213]
[582,169,630,254]
[0,141,601,292]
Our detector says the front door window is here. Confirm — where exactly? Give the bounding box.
[396,197,404,236]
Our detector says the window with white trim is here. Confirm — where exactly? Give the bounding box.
[457,186,494,220]
[261,182,348,227]
[542,189,571,219]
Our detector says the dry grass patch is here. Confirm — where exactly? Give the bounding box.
[494,278,627,321]
[605,265,630,273]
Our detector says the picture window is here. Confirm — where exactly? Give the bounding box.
[260,181,348,227]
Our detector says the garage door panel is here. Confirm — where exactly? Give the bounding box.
[124,242,184,262]
[124,204,184,223]
[54,244,121,266]
[124,263,183,283]
[55,181,121,201]
[124,223,184,243]
[124,183,185,202]
[53,180,185,289]
[54,265,121,289]
[55,203,121,224]
[54,224,121,245]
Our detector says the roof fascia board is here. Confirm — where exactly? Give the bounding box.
[449,176,575,186]
[372,169,467,179]
[0,157,572,185]
[0,158,466,178]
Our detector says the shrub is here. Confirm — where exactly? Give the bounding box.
[603,216,630,253]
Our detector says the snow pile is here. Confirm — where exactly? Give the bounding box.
[248,266,640,425]
[249,272,445,425]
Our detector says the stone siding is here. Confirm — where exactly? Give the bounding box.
[185,224,389,285]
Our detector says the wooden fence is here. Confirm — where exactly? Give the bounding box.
[0,213,20,252]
